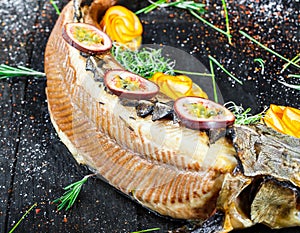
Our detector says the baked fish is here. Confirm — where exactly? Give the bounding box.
[44,0,300,232]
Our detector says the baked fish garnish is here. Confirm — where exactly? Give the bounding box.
[44,0,300,232]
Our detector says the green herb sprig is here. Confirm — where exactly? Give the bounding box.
[53,174,95,211]
[287,74,300,78]
[189,10,230,39]
[173,69,213,77]
[239,30,300,70]
[50,0,61,15]
[281,54,299,73]
[136,1,232,42]
[278,81,300,91]
[208,55,243,85]
[254,58,265,75]
[131,227,160,233]
[135,0,205,15]
[209,58,218,103]
[111,43,176,78]
[9,203,37,233]
[0,64,45,79]
[221,0,232,44]
[225,101,266,125]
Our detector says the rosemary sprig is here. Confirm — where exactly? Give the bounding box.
[9,203,37,233]
[0,64,45,79]
[131,227,160,233]
[239,30,300,70]
[254,58,265,75]
[225,101,266,125]
[208,55,243,85]
[53,174,95,211]
[50,0,61,15]
[135,0,205,15]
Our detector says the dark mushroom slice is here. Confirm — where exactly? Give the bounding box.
[104,69,159,100]
[136,100,155,118]
[174,96,235,130]
[62,22,112,55]
[152,102,174,121]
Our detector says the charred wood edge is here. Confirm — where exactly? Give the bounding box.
[171,211,224,233]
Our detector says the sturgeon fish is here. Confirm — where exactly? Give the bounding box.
[44,0,300,232]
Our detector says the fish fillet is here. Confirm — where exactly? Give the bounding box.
[44,0,237,220]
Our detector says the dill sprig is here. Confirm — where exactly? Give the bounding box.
[225,101,266,125]
[0,64,45,79]
[53,174,95,211]
[135,0,205,15]
[111,43,176,78]
[9,203,37,233]
[131,227,160,233]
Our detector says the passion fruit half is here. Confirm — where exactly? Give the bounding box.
[104,69,159,100]
[62,22,112,54]
[174,96,235,130]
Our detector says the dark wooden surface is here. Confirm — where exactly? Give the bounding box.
[0,0,299,232]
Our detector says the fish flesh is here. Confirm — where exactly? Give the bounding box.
[45,0,237,221]
[44,0,300,232]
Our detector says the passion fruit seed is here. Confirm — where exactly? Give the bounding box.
[73,26,104,45]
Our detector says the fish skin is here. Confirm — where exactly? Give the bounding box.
[44,0,237,220]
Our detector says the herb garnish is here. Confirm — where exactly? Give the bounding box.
[0,64,45,79]
[136,0,231,43]
[225,101,266,125]
[208,55,243,85]
[281,54,299,73]
[111,43,176,78]
[209,58,218,103]
[254,58,265,75]
[50,0,61,15]
[239,30,300,70]
[135,0,205,15]
[221,0,231,44]
[9,203,37,233]
[278,81,300,91]
[131,227,160,233]
[53,174,95,211]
